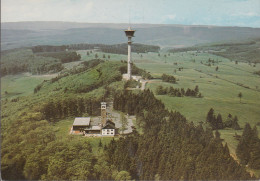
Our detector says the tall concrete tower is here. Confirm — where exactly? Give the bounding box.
[101,102,107,126]
[124,27,135,80]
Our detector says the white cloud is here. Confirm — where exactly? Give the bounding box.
[231,12,260,17]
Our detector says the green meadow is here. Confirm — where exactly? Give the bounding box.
[1,73,56,100]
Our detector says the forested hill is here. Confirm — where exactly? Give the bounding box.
[1,59,256,180]
[2,21,260,50]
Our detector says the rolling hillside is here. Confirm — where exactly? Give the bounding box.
[2,21,260,50]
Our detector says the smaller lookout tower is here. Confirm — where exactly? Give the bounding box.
[124,27,135,80]
[101,102,107,126]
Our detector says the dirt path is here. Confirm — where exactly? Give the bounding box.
[23,72,58,78]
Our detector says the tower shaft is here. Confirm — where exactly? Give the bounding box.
[127,37,132,79]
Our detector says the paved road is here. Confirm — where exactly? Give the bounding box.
[140,79,147,90]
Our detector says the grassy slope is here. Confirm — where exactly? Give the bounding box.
[1,58,126,159]
[1,59,124,129]
[1,74,55,100]
[169,38,260,63]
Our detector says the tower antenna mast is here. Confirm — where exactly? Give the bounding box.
[128,6,131,27]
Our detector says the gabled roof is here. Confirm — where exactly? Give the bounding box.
[102,120,116,129]
[73,117,90,126]
[85,125,101,131]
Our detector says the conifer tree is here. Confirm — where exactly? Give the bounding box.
[238,92,242,103]
[216,114,223,129]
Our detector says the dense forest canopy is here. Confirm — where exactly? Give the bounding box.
[2,86,254,180]
[110,90,253,180]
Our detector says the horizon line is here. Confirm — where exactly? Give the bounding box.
[1,20,260,29]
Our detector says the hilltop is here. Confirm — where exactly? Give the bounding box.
[1,55,257,180]
[168,38,260,63]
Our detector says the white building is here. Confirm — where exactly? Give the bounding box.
[101,120,116,136]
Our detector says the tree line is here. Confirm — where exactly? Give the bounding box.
[156,85,202,98]
[36,51,81,63]
[42,97,102,121]
[161,73,176,83]
[68,43,160,54]
[31,45,67,53]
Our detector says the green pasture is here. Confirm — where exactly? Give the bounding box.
[1,73,55,100]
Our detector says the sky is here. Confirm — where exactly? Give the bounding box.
[2,0,260,27]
